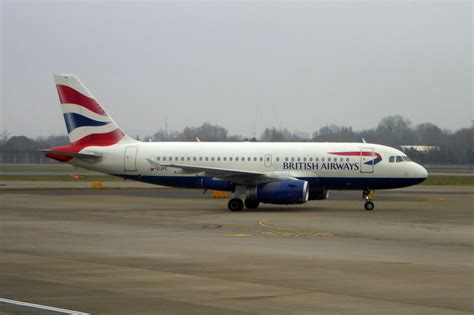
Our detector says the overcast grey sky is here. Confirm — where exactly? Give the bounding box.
[1,0,472,138]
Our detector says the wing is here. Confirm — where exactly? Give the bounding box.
[146,159,296,185]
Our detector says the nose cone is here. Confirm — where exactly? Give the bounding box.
[414,163,428,181]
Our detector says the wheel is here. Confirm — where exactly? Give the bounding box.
[364,201,375,211]
[228,198,244,211]
[244,199,260,209]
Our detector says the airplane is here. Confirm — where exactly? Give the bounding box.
[42,74,428,211]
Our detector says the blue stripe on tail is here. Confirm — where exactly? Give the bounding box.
[63,113,109,133]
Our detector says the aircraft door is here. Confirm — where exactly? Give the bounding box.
[264,154,272,167]
[360,148,374,173]
[124,146,138,171]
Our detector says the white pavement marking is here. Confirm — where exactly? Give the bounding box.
[0,298,89,315]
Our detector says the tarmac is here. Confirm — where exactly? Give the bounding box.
[0,182,472,314]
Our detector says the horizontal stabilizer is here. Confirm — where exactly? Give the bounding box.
[39,149,102,159]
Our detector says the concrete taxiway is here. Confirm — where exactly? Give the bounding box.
[0,184,472,314]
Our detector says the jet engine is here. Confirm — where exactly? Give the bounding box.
[308,188,329,200]
[252,180,309,204]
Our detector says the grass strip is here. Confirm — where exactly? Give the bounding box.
[0,175,121,181]
[422,175,474,186]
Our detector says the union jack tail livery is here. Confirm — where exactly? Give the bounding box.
[54,74,132,146]
[43,75,134,162]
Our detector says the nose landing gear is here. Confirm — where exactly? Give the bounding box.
[363,189,375,211]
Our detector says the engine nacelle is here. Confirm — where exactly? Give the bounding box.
[256,180,309,204]
[308,188,329,200]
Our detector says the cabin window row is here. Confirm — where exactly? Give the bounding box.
[284,157,350,162]
[155,156,351,163]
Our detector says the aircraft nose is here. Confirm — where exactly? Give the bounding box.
[415,163,428,179]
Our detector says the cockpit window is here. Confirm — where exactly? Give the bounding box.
[396,156,404,162]
[402,155,412,162]
[389,156,395,163]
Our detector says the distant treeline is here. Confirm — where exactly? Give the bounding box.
[0,115,473,165]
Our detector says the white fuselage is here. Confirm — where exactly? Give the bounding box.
[70,141,428,191]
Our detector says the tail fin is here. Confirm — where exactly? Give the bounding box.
[54,74,134,146]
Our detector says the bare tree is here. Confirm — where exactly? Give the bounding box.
[0,129,11,144]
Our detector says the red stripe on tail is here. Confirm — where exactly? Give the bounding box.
[72,129,125,146]
[46,129,124,162]
[56,84,107,116]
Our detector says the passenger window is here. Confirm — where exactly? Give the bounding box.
[276,157,280,162]
[199,157,203,161]
[205,157,209,161]
[242,157,245,161]
[315,157,319,162]
[236,157,239,161]
[297,157,301,162]
[322,158,325,162]
[396,156,403,163]
[229,157,233,161]
[340,158,343,162]
[253,157,257,162]
[291,157,295,162]
[211,157,215,161]
[223,157,226,161]
[217,157,221,161]
[175,157,178,161]
[163,157,166,161]
[193,157,196,161]
[260,157,263,162]
[309,157,313,162]
[303,157,307,162]
[187,157,190,161]
[181,157,184,161]
[389,156,395,163]
[247,157,251,161]
[169,157,172,161]
[157,157,160,161]
[328,158,331,162]
[346,158,349,162]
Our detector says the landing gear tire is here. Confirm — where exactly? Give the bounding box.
[228,198,244,211]
[364,201,375,211]
[362,188,375,211]
[244,199,260,209]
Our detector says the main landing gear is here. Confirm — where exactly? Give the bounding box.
[363,189,375,211]
[228,198,244,211]
[244,199,260,209]
[227,198,260,211]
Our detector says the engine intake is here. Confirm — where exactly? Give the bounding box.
[256,180,309,204]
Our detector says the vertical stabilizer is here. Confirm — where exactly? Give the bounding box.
[54,74,134,146]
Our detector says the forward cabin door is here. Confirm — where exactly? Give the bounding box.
[360,148,374,173]
[124,146,138,171]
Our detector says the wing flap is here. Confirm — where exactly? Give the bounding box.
[147,159,264,176]
[147,159,298,184]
